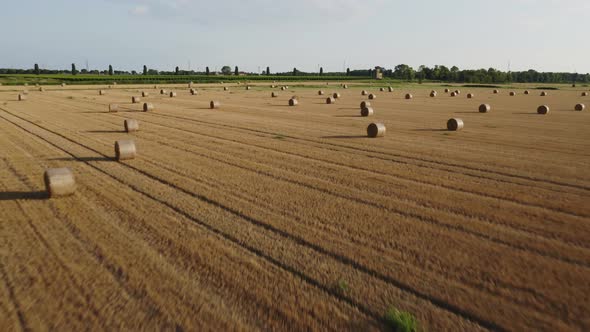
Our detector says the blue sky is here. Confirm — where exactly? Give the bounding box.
[1,0,588,73]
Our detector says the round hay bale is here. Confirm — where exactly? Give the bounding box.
[467,93,474,99]
[333,92,341,99]
[160,89,167,95]
[18,94,26,101]
[388,86,393,92]
[246,86,251,90]
[142,91,150,97]
[281,86,286,91]
[169,92,177,97]
[575,103,585,111]
[451,92,457,97]
[291,95,299,100]
[285,86,289,90]
[493,89,499,94]
[582,92,588,96]
[188,82,193,88]
[540,91,547,96]
[361,107,374,117]
[61,83,66,87]
[455,90,461,95]
[22,90,29,95]
[447,118,464,131]
[109,104,119,112]
[113,82,117,86]
[224,87,229,91]
[115,140,136,161]
[524,90,530,95]
[154,85,158,89]
[99,90,105,95]
[326,97,335,104]
[367,123,386,138]
[132,96,141,103]
[360,101,371,109]
[368,94,376,100]
[537,105,550,114]
[479,104,491,113]
[39,87,44,92]
[124,119,139,132]
[430,91,437,97]
[380,87,385,92]
[271,92,278,98]
[318,90,324,95]
[44,168,76,198]
[361,90,368,96]
[405,93,413,100]
[143,103,154,112]
[289,98,298,106]
[343,84,348,89]
[210,101,220,109]
[444,88,450,93]
[509,91,516,96]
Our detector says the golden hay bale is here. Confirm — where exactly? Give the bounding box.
[343,84,348,89]
[479,104,491,113]
[368,94,376,100]
[582,92,588,96]
[113,82,117,86]
[405,93,413,100]
[115,140,136,161]
[509,91,516,96]
[367,123,386,138]
[281,86,286,91]
[22,90,29,95]
[188,82,193,88]
[124,119,139,132]
[380,87,385,92]
[388,86,393,92]
[210,101,220,109]
[575,103,585,111]
[224,87,229,91]
[361,90,368,96]
[524,90,530,95]
[360,101,371,109]
[18,94,26,101]
[154,85,158,89]
[326,97,335,104]
[455,90,461,95]
[39,87,44,92]
[318,90,325,95]
[61,83,66,87]
[109,104,119,112]
[44,168,76,198]
[451,92,457,97]
[285,86,289,89]
[160,89,167,95]
[271,92,278,98]
[246,86,251,90]
[537,105,550,114]
[447,118,464,131]
[289,98,298,106]
[540,91,548,96]
[132,96,141,103]
[467,93,474,99]
[98,90,105,95]
[143,103,154,112]
[430,91,437,97]
[444,88,450,93]
[493,89,499,94]
[361,107,374,117]
[333,92,341,99]
[169,92,177,97]
[142,91,150,97]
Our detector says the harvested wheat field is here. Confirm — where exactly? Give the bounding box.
[1,83,589,331]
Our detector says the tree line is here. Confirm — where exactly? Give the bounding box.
[1,63,588,84]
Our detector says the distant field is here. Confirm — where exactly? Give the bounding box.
[1,81,589,331]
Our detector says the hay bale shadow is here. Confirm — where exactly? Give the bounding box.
[0,191,48,201]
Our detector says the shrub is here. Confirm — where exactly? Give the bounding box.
[384,307,419,332]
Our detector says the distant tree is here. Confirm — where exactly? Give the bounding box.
[346,68,350,76]
[175,66,179,75]
[221,66,232,75]
[319,67,323,76]
[235,66,239,75]
[34,63,40,75]
[143,65,147,75]
[206,67,210,75]
[293,67,297,76]
[266,66,270,75]
[71,63,77,75]
[108,65,113,76]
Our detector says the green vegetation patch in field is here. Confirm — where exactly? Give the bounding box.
[384,307,419,332]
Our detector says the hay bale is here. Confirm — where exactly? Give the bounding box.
[333,92,341,99]
[285,86,289,89]
[224,87,229,91]
[22,90,29,95]
[360,101,371,109]
[582,92,588,96]
[447,118,464,131]
[524,90,530,95]
[188,82,193,88]
[368,94,377,100]
[271,92,278,98]
[367,123,386,138]
[99,90,105,95]
[493,89,499,94]
[210,101,220,109]
[467,93,474,99]
[405,93,413,100]
[18,94,26,101]
[430,91,437,97]
[160,89,167,95]
[361,90,368,96]
[109,104,119,112]
[444,88,450,93]
[143,103,154,112]
[61,83,66,87]
[154,85,158,89]
[343,84,348,89]
[455,90,461,95]
[361,107,374,117]
[388,86,393,92]
[540,91,548,96]
[451,92,457,97]
[318,90,325,95]
[537,105,550,114]
[509,91,516,96]
[575,103,585,111]
[281,86,286,91]
[291,95,299,100]
[115,140,136,161]
[132,96,141,103]
[142,91,150,97]
[380,87,385,92]
[246,86,251,90]
[289,98,298,106]
[479,104,491,113]
[44,168,76,198]
[326,97,335,104]
[169,92,177,97]
[39,87,44,92]
[124,119,139,132]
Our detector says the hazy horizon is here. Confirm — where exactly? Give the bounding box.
[1,0,588,74]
